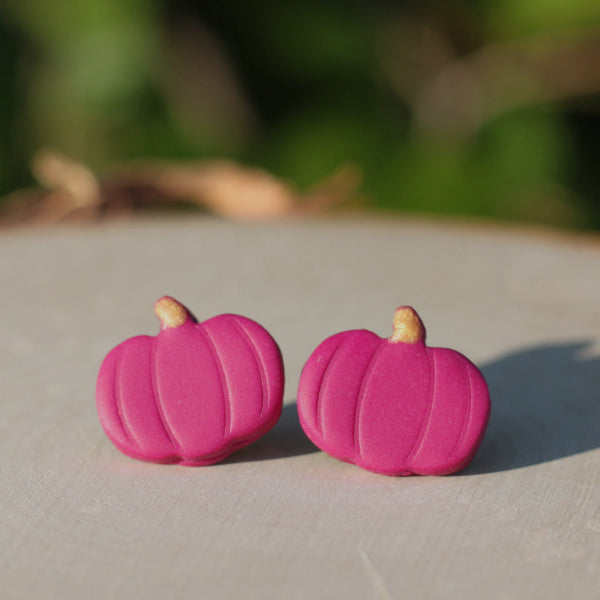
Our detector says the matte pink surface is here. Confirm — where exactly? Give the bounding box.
[96,303,284,465]
[297,315,490,476]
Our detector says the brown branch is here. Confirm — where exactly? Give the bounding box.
[0,152,362,226]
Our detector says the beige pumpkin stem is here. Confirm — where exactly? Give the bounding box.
[154,296,189,329]
[389,306,426,344]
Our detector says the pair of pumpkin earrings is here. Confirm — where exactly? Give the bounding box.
[96,296,490,476]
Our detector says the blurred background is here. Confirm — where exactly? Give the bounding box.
[1,0,600,229]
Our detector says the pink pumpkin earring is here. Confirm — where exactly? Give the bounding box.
[297,306,490,476]
[96,296,284,465]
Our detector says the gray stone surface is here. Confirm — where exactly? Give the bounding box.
[1,217,599,599]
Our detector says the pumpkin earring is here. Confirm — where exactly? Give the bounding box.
[297,306,490,476]
[96,296,284,465]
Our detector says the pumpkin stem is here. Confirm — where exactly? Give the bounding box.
[154,296,189,329]
[389,306,425,344]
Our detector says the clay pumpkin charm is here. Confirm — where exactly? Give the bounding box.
[96,296,284,465]
[297,307,490,476]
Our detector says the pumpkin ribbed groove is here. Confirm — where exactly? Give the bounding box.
[113,349,133,445]
[353,343,386,459]
[197,323,230,437]
[406,348,435,466]
[448,361,473,462]
[150,338,180,452]
[314,337,346,434]
[230,316,267,418]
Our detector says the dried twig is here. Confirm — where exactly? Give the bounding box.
[0,151,362,226]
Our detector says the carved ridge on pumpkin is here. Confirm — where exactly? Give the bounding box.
[315,336,347,435]
[406,347,436,468]
[113,347,133,445]
[353,343,387,460]
[447,358,473,462]
[230,316,268,420]
[150,338,181,453]
[197,322,230,438]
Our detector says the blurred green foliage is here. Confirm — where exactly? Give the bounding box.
[1,0,600,228]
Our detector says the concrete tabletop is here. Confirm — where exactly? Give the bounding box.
[1,216,599,599]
